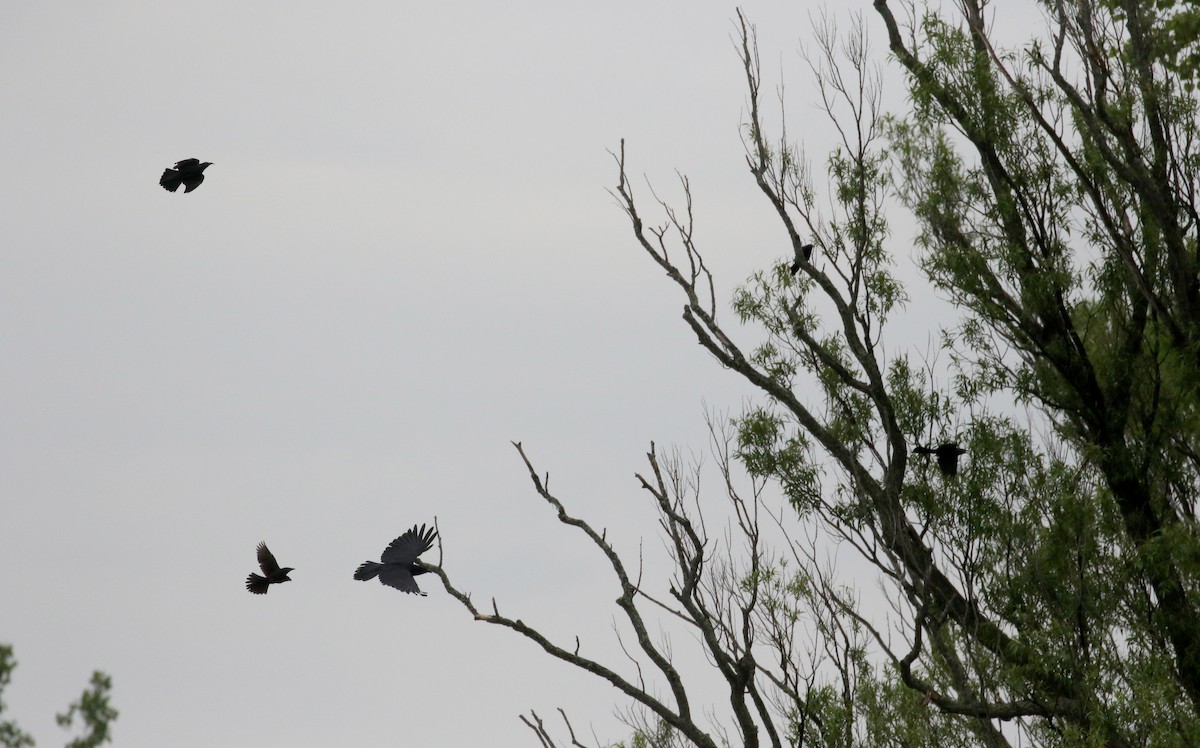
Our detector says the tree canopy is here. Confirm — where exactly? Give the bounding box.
[425,1,1200,745]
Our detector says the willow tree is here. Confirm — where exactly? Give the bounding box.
[865,0,1200,741]
[431,2,1200,745]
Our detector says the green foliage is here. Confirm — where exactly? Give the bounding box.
[0,646,34,748]
[0,646,116,748]
[596,2,1200,745]
[735,406,818,512]
[55,672,116,748]
[1102,0,1200,89]
[722,0,1200,743]
[852,668,979,747]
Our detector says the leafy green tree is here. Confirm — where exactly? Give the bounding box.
[55,672,116,748]
[869,0,1200,740]
[0,646,35,748]
[1102,0,1200,88]
[0,646,116,748]
[427,2,1200,745]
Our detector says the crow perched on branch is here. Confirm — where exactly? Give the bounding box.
[159,158,212,193]
[354,524,438,596]
[789,243,814,275]
[914,442,967,477]
[246,542,295,594]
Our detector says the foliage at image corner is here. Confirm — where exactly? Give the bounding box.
[0,645,116,748]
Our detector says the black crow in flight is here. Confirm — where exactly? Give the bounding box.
[160,158,212,193]
[246,542,295,594]
[354,524,438,596]
[914,442,968,477]
[789,243,814,275]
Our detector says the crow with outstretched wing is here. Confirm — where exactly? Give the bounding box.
[160,158,213,193]
[246,542,294,595]
[353,524,438,596]
[914,442,967,477]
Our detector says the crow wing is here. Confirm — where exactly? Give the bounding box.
[174,158,201,169]
[256,542,282,575]
[377,565,424,595]
[380,524,437,564]
[936,447,966,476]
[181,173,206,192]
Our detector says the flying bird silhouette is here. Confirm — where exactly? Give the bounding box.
[354,524,438,596]
[159,158,212,193]
[789,243,814,275]
[246,542,295,594]
[914,442,967,477]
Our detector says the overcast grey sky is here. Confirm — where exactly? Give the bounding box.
[0,2,986,745]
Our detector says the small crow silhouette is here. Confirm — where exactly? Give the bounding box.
[160,158,212,193]
[914,442,967,477]
[246,542,295,594]
[789,243,815,275]
[354,524,437,596]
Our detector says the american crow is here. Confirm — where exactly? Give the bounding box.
[159,158,212,193]
[789,243,815,275]
[246,542,295,594]
[914,442,967,477]
[354,524,437,596]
